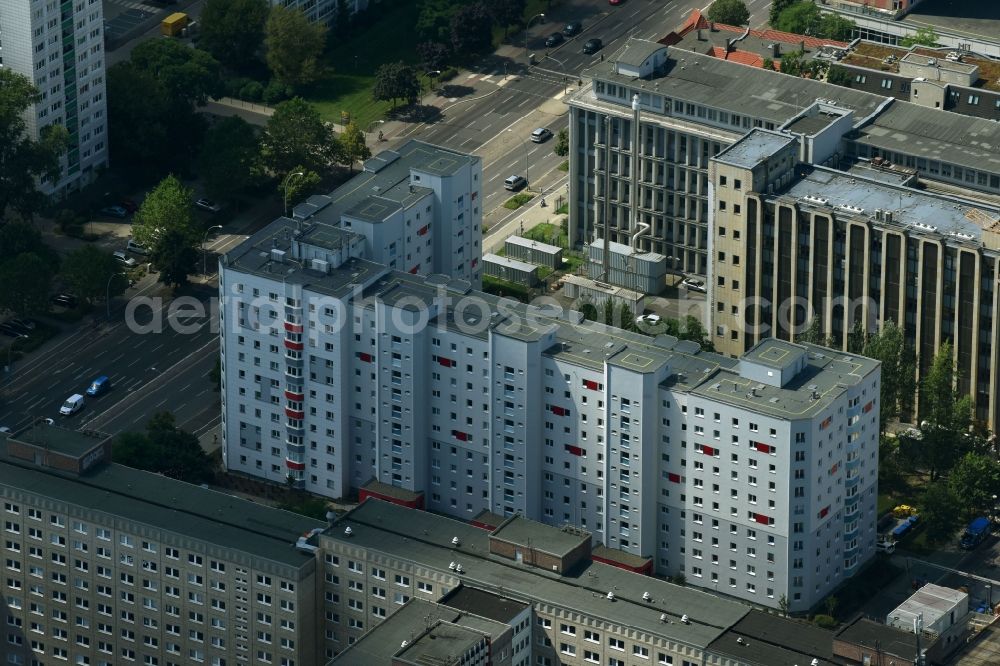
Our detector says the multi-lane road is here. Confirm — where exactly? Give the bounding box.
[5,0,768,443]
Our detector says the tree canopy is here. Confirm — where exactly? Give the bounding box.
[59,246,122,304]
[113,412,215,484]
[265,5,327,87]
[198,0,270,70]
[489,0,526,38]
[261,98,342,177]
[372,61,422,108]
[707,0,750,26]
[862,322,916,432]
[339,122,371,170]
[0,70,68,219]
[0,253,51,316]
[901,26,938,47]
[773,1,855,41]
[450,2,494,56]
[130,38,224,107]
[197,116,260,201]
[132,176,199,284]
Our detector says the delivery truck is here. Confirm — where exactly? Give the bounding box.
[960,516,991,549]
[161,12,189,37]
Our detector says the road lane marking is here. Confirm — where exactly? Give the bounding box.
[516,98,530,108]
[154,398,168,409]
[110,353,124,364]
[126,358,141,368]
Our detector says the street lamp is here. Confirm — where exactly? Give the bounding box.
[202,225,224,276]
[282,171,305,218]
[525,13,545,57]
[106,272,126,320]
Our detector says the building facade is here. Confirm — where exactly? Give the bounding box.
[220,212,882,613]
[276,0,367,27]
[0,0,108,196]
[0,422,323,666]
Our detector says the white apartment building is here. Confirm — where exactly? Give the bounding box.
[220,217,881,611]
[0,0,108,195]
[275,0,367,27]
[290,140,483,287]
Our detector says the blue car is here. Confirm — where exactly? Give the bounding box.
[86,376,111,396]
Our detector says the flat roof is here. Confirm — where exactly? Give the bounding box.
[853,101,1000,176]
[323,499,752,650]
[902,0,1000,47]
[0,451,323,569]
[441,586,530,624]
[708,609,837,666]
[713,128,797,168]
[9,422,107,458]
[690,342,879,420]
[742,338,807,371]
[505,235,562,254]
[397,621,486,665]
[589,238,666,263]
[890,583,968,626]
[899,51,979,74]
[779,165,1000,243]
[582,42,888,127]
[490,514,589,559]
[835,616,919,661]
[483,253,538,273]
[785,113,840,136]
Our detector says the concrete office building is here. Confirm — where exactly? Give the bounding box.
[220,210,882,613]
[315,498,848,664]
[0,0,109,195]
[709,126,1000,426]
[567,40,1000,283]
[0,422,324,666]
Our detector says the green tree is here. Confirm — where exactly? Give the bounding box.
[265,5,327,87]
[862,322,915,432]
[920,483,961,544]
[603,298,615,327]
[372,61,422,109]
[333,0,352,36]
[0,70,68,219]
[129,38,223,107]
[113,412,215,484]
[0,221,59,271]
[106,65,174,173]
[279,166,321,210]
[827,64,853,87]
[769,0,797,26]
[261,98,342,176]
[777,594,789,617]
[59,246,122,304]
[198,0,270,70]
[0,253,51,316]
[901,26,938,47]
[619,304,635,332]
[197,116,260,202]
[132,175,198,258]
[816,12,856,41]
[151,228,199,288]
[450,2,493,56]
[779,51,804,76]
[417,41,451,73]
[417,0,462,43]
[949,453,1000,519]
[339,122,371,170]
[774,2,854,40]
[554,128,569,157]
[707,0,750,26]
[489,0,526,38]
[917,342,974,480]
[579,302,599,321]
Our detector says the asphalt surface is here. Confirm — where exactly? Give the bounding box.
[8,0,756,442]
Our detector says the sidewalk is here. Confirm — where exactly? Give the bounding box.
[485,183,568,255]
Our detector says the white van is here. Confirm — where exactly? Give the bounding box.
[126,239,149,255]
[59,394,85,416]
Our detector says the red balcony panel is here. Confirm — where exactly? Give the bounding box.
[357,352,373,363]
[452,430,469,442]
[417,224,430,236]
[754,442,772,454]
[818,506,830,519]
[564,445,584,457]
[284,339,304,351]
[667,472,682,484]
[471,258,478,268]
[284,390,304,401]
[436,356,456,368]
[582,379,603,391]
[285,459,305,471]
[829,462,840,475]
[863,400,874,413]
[753,513,772,525]
[701,445,715,456]
[820,416,833,430]
[284,322,303,333]
[409,265,420,274]
[548,405,569,417]
[284,407,304,419]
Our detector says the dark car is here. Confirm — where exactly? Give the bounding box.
[563,20,583,37]
[5,319,34,336]
[86,376,112,397]
[0,323,27,338]
[544,32,564,47]
[50,294,78,309]
[582,38,603,54]
[9,318,36,332]
[120,198,138,214]
[99,205,128,219]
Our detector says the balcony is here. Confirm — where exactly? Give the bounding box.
[284,339,304,351]
[285,407,305,420]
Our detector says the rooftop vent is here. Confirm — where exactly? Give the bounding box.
[401,641,408,649]
[680,614,690,624]
[737,637,745,645]
[449,561,457,570]
[642,591,652,602]
[606,591,615,601]
[455,563,464,574]
[344,526,353,537]
[451,536,460,547]
[660,613,668,622]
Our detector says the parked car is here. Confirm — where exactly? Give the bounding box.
[113,250,138,268]
[9,318,36,332]
[504,175,528,191]
[531,127,553,143]
[195,198,222,213]
[582,38,603,54]
[120,199,139,214]
[563,20,583,37]
[86,376,112,397]
[50,293,78,309]
[126,239,149,255]
[682,277,706,293]
[635,313,662,326]
[59,394,85,416]
[0,323,27,338]
[544,32,564,47]
[99,205,128,219]
[876,539,896,554]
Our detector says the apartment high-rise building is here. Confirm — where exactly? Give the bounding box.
[0,0,108,195]
[274,0,367,27]
[220,211,882,612]
[0,422,323,666]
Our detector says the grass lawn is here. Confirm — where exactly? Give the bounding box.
[304,2,424,128]
[557,160,569,172]
[563,252,585,274]
[523,221,567,248]
[504,193,534,210]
